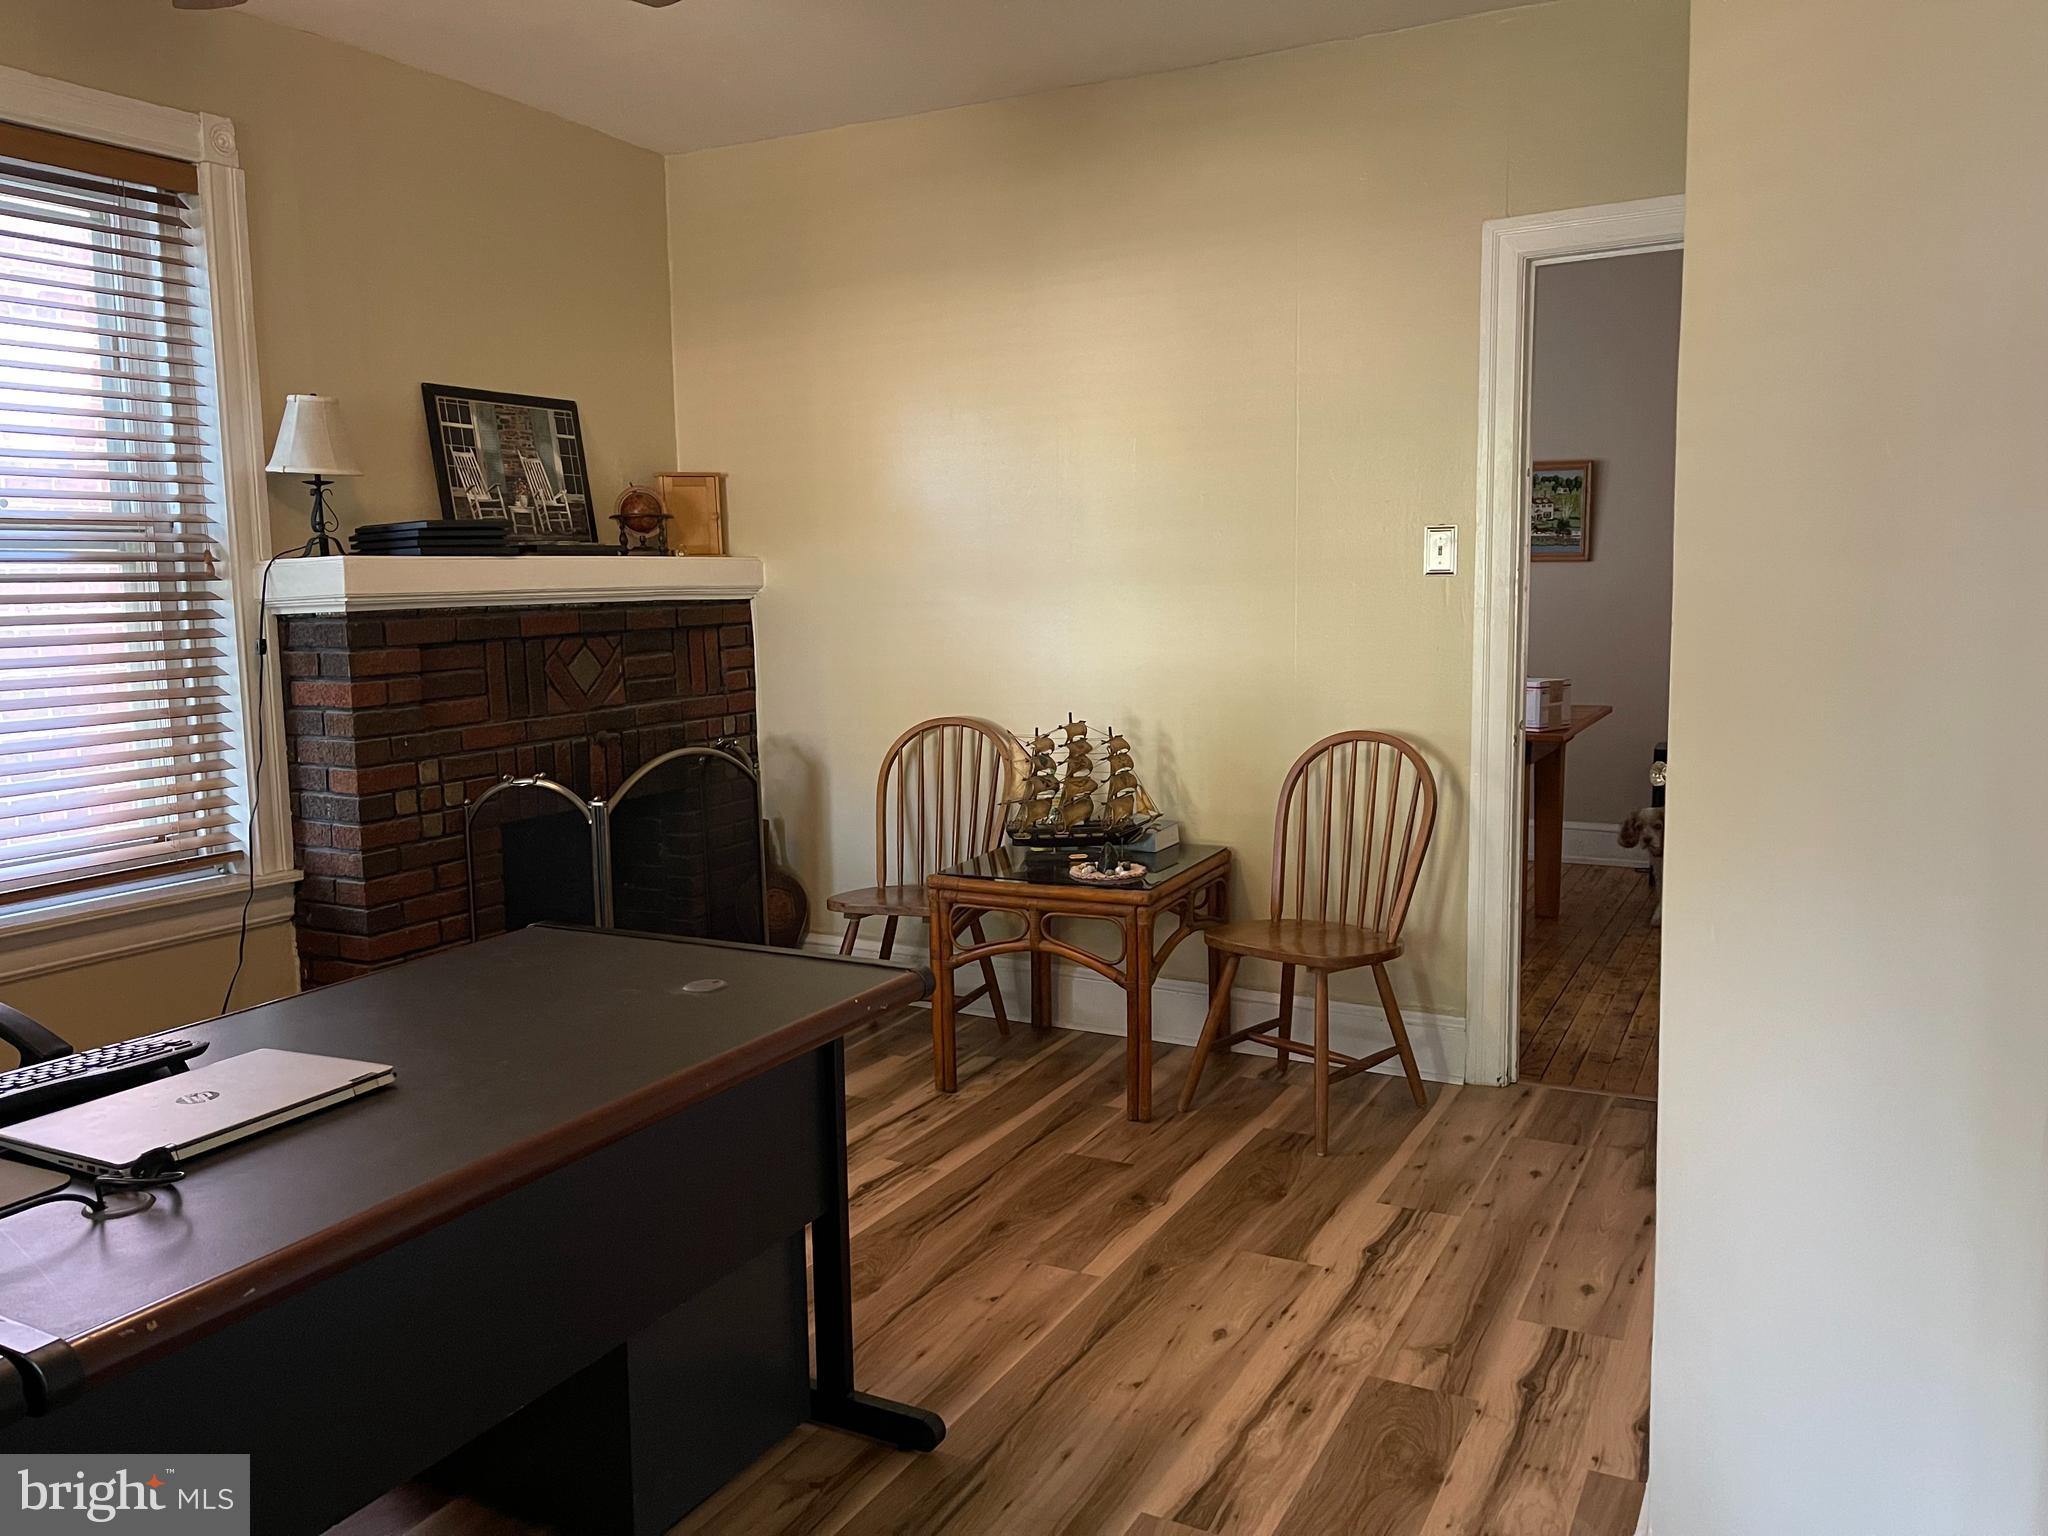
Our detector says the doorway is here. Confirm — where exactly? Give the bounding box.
[1463,196,1684,1092]
[1517,249,1679,1095]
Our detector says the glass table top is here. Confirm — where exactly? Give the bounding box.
[935,842,1228,891]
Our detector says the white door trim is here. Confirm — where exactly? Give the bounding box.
[1464,195,1683,1086]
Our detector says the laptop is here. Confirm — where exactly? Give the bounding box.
[0,1049,395,1178]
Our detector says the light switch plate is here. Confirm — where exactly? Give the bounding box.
[1424,525,1457,575]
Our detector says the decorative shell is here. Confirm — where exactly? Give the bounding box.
[1069,861,1147,886]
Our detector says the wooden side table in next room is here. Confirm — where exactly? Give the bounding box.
[926,844,1233,1121]
[1525,703,1612,919]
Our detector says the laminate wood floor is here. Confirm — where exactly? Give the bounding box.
[342,1014,1654,1536]
[1518,864,1660,1098]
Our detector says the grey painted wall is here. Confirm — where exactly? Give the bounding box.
[1527,248,1682,826]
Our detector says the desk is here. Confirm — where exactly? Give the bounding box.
[0,926,939,1535]
[927,843,1232,1121]
[1525,704,1613,919]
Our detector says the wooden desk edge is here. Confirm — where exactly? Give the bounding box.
[56,962,930,1391]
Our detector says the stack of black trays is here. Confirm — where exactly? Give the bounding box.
[350,519,513,556]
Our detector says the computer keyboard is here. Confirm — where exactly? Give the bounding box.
[0,1037,209,1125]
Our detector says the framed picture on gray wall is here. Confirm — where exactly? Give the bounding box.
[1530,459,1594,561]
[422,383,596,544]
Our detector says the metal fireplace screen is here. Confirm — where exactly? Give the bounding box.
[464,744,767,945]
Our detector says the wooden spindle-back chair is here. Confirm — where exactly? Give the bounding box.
[1180,730,1439,1153]
[827,717,1012,1032]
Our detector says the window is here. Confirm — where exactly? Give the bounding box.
[0,121,243,905]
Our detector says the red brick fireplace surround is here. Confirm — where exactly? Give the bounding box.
[278,600,755,987]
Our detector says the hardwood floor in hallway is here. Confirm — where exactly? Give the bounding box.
[1519,863,1661,1098]
[344,1012,1655,1536]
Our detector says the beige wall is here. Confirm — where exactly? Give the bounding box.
[6,0,677,553]
[1528,249,1681,826]
[3,927,299,1050]
[1651,0,2048,1529]
[667,0,1689,1016]
[3,0,675,1032]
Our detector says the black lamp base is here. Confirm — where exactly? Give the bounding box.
[304,475,340,557]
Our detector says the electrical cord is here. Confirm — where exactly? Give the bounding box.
[220,538,316,1016]
[0,1167,182,1225]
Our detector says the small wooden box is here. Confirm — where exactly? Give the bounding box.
[1525,677,1572,731]
[655,472,728,556]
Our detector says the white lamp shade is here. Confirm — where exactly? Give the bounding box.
[265,393,362,477]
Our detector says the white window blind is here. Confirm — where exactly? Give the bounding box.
[0,122,241,904]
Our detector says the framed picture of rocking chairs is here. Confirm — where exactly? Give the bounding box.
[421,383,597,545]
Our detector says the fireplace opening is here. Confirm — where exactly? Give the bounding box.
[607,749,765,944]
[504,808,601,932]
[465,746,766,947]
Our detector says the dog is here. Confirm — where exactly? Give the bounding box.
[1618,806,1665,925]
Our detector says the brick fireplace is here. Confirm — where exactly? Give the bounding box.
[278,598,756,988]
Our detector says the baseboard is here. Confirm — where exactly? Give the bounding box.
[805,930,1466,1084]
[1530,819,1652,869]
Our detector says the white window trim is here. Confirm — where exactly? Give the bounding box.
[0,867,300,986]
[0,64,298,969]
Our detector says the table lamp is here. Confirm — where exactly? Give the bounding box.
[266,394,361,557]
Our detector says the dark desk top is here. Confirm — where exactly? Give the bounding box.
[0,927,924,1383]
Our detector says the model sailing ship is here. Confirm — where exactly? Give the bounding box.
[1008,715,1161,848]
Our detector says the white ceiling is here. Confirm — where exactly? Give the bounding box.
[235,0,1537,154]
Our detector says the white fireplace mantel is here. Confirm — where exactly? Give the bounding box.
[261,554,765,614]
